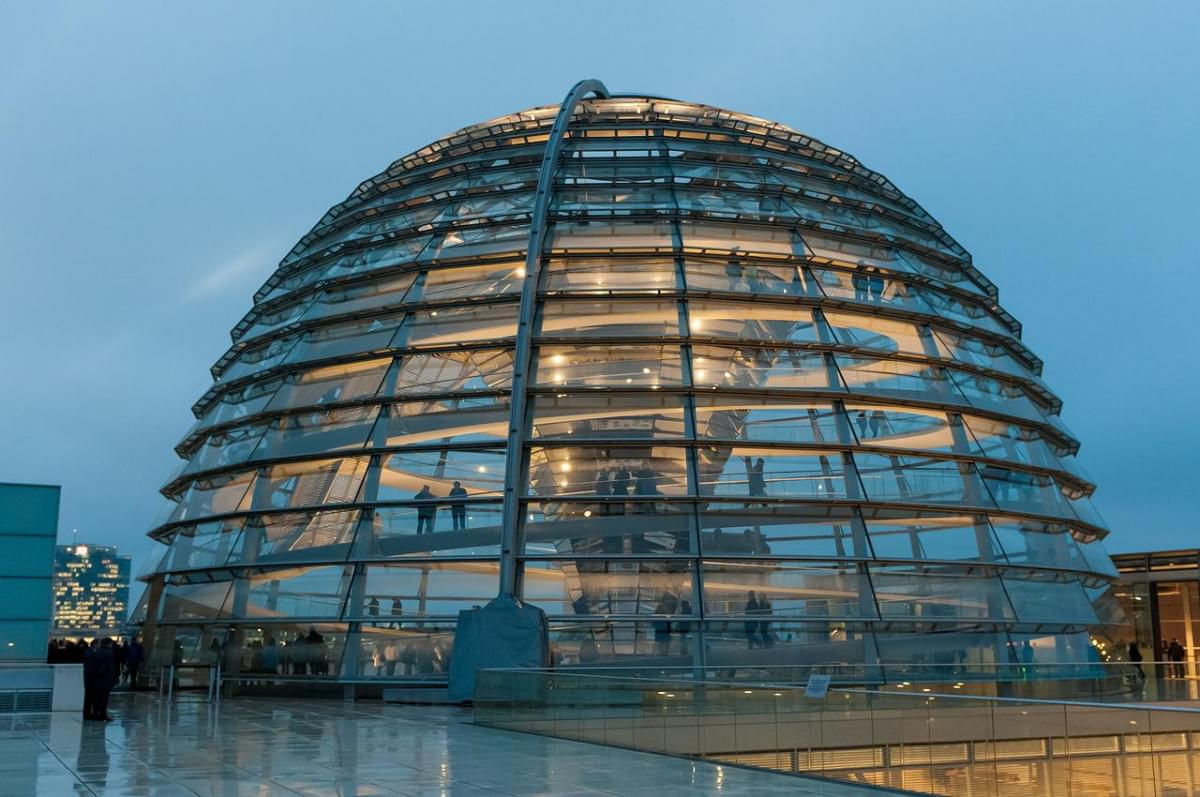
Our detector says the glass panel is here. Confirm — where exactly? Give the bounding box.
[395,303,518,348]
[250,457,369,512]
[321,235,434,282]
[539,300,680,338]
[811,266,932,314]
[949,370,1044,422]
[354,562,500,618]
[988,516,1084,570]
[377,448,506,501]
[417,261,525,302]
[522,501,692,556]
[387,349,514,395]
[687,301,821,343]
[697,447,849,500]
[158,578,234,622]
[526,445,688,499]
[862,509,1002,562]
[979,465,1076,518]
[192,378,282,432]
[529,393,686,439]
[894,249,988,295]
[870,564,1015,621]
[684,260,807,296]
[931,328,1032,380]
[252,405,379,460]
[233,565,351,619]
[362,502,502,558]
[301,273,417,322]
[550,220,673,251]
[854,453,990,507]
[424,223,528,260]
[376,396,508,447]
[962,415,1061,469]
[824,311,926,354]
[692,346,834,390]
[352,623,455,678]
[265,358,392,412]
[221,335,299,382]
[694,397,843,444]
[549,621,700,664]
[1002,571,1098,624]
[282,312,406,366]
[181,423,268,476]
[798,231,910,273]
[227,510,361,567]
[542,257,678,293]
[845,402,960,454]
[1073,535,1119,577]
[836,356,963,404]
[679,221,797,257]
[163,518,244,572]
[166,469,256,524]
[872,627,1013,670]
[701,560,875,620]
[239,295,316,342]
[699,503,864,558]
[523,560,694,617]
[533,345,683,387]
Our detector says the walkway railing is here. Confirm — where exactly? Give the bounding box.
[474,668,1200,796]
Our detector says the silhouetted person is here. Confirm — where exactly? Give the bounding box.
[758,594,774,647]
[125,637,144,688]
[725,259,744,291]
[415,485,436,533]
[1129,642,1146,684]
[653,594,678,655]
[390,597,404,629]
[855,410,869,439]
[852,269,869,301]
[85,639,116,721]
[744,457,766,505]
[677,599,693,656]
[1169,638,1186,678]
[306,627,326,675]
[448,481,469,530]
[744,592,761,649]
[869,410,886,437]
[634,467,658,515]
[366,597,380,617]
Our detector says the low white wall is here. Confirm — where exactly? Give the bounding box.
[51,664,83,712]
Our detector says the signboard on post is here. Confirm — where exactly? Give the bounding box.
[804,674,832,699]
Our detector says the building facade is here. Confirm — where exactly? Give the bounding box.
[0,483,59,662]
[53,544,131,635]
[140,82,1124,684]
[1113,550,1200,676]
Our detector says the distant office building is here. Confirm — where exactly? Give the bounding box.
[53,544,131,634]
[0,483,59,661]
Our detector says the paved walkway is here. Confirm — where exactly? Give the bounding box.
[0,692,898,796]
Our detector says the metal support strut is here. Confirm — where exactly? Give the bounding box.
[497,79,610,597]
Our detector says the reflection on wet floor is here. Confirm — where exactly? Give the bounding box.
[0,692,890,796]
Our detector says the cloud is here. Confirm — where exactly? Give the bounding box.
[181,240,278,304]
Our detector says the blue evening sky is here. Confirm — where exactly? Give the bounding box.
[2,1,1197,585]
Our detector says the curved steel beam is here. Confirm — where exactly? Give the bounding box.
[498,79,610,597]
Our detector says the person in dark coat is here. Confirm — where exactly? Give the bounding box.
[744,592,761,649]
[84,639,117,721]
[415,485,437,534]
[125,637,144,688]
[82,640,97,720]
[448,481,469,530]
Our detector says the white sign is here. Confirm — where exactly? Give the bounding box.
[804,674,832,699]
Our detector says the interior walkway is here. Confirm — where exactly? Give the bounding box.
[0,692,900,796]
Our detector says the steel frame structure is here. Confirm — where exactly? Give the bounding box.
[138,82,1126,686]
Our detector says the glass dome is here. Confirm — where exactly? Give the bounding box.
[141,84,1123,683]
